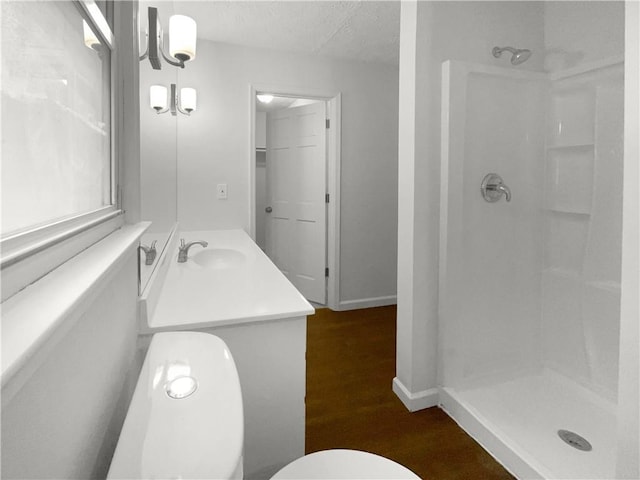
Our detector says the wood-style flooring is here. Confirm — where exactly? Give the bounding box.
[305,306,515,480]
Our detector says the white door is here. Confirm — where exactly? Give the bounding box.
[265,102,327,304]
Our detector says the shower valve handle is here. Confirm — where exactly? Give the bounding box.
[481,174,511,203]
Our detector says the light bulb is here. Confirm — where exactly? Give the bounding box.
[257,94,274,104]
[169,15,197,62]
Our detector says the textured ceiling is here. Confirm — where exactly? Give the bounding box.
[172,1,400,66]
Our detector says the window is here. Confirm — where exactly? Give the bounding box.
[1,0,114,235]
[1,0,121,300]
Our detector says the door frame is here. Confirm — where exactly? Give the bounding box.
[249,84,341,310]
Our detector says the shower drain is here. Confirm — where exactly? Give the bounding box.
[557,429,592,451]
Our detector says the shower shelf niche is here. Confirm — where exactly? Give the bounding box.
[546,208,590,216]
[585,279,620,293]
[543,266,581,280]
[540,269,621,292]
[546,143,594,150]
[545,144,594,215]
[547,89,595,147]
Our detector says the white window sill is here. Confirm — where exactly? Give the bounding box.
[1,222,149,400]
[1,209,126,302]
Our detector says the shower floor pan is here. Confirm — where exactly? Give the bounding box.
[440,369,616,479]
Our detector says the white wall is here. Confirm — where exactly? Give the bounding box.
[255,111,267,250]
[1,252,140,479]
[176,41,399,305]
[617,3,640,477]
[1,3,142,477]
[256,111,266,149]
[255,150,267,250]
[543,1,625,71]
[396,0,544,407]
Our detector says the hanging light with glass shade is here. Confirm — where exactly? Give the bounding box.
[140,7,196,70]
[150,84,197,116]
[149,85,169,113]
[82,19,100,50]
[179,88,197,114]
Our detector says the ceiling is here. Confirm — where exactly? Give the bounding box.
[172,1,401,66]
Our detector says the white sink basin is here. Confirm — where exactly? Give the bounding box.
[191,248,246,269]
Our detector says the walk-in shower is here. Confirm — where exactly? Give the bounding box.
[439,53,624,479]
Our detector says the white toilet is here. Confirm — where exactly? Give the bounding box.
[108,332,420,480]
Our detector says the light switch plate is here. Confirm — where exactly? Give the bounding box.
[217,183,228,199]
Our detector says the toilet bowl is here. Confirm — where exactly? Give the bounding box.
[271,449,420,479]
[108,332,419,480]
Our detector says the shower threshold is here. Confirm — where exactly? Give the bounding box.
[439,369,616,479]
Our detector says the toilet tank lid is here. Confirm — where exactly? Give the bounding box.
[107,332,243,480]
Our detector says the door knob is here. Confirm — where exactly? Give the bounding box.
[265,206,273,213]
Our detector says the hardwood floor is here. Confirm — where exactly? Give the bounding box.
[305,306,514,480]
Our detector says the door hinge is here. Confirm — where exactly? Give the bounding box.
[325,193,330,203]
[325,267,329,277]
[325,119,330,129]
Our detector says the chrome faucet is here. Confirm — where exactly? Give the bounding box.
[139,240,157,265]
[178,239,208,263]
[493,183,512,202]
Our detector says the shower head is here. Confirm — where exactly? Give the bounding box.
[511,49,532,65]
[492,46,532,65]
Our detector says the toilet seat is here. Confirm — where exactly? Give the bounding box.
[271,449,420,479]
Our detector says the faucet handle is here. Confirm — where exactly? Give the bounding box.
[150,240,157,250]
[177,239,207,263]
[497,184,511,202]
[481,173,512,203]
[139,242,157,265]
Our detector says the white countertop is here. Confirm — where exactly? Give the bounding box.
[148,230,314,330]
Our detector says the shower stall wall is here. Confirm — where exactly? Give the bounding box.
[439,57,624,479]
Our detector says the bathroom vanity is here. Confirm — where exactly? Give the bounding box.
[139,229,314,480]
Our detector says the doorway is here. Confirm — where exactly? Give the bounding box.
[250,87,341,309]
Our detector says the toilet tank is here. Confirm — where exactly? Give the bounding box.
[108,332,244,480]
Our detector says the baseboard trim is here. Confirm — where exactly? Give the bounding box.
[392,377,439,412]
[337,295,397,311]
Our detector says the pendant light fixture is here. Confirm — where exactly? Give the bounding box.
[150,84,197,116]
[140,7,197,70]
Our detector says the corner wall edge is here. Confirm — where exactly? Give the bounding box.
[392,377,439,412]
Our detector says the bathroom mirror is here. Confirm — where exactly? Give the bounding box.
[138,0,178,293]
